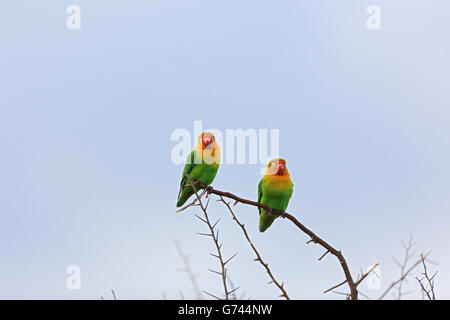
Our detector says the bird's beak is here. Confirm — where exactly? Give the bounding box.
[277,164,284,175]
[203,137,211,146]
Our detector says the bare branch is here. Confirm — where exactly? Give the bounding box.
[218,195,290,300]
[184,171,232,300]
[394,235,414,299]
[191,182,358,299]
[416,253,437,300]
[379,251,431,300]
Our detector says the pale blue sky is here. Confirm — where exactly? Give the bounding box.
[0,1,449,299]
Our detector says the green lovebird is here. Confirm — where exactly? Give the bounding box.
[257,158,294,232]
[176,132,221,207]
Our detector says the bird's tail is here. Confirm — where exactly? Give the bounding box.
[176,186,195,208]
[259,211,278,232]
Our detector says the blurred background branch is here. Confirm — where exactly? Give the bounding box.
[174,239,203,300]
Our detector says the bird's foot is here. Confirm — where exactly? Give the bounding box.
[269,207,286,218]
[205,186,213,194]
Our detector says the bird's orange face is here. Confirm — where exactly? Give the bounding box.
[266,158,287,176]
[198,132,216,150]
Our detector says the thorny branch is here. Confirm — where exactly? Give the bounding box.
[179,177,379,300]
[218,195,290,300]
[184,171,237,300]
[392,236,415,299]
[416,254,437,300]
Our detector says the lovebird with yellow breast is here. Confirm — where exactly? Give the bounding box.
[177,132,221,207]
[257,158,293,232]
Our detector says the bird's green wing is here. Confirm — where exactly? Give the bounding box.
[257,179,263,215]
[178,150,196,199]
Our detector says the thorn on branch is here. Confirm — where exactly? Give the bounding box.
[324,280,348,294]
[203,291,222,300]
[318,250,330,261]
[208,269,222,275]
[224,253,238,266]
[211,218,221,230]
[197,232,211,237]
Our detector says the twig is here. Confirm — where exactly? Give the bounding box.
[416,254,437,300]
[318,250,330,261]
[393,236,415,299]
[324,280,347,294]
[416,277,431,300]
[218,196,290,300]
[203,291,222,300]
[227,277,240,300]
[355,263,380,287]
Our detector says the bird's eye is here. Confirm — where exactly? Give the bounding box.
[211,136,215,141]
[271,163,275,167]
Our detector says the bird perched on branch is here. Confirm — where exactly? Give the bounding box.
[257,158,293,232]
[177,132,221,207]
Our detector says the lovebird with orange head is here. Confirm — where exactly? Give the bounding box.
[177,132,221,207]
[257,158,293,232]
